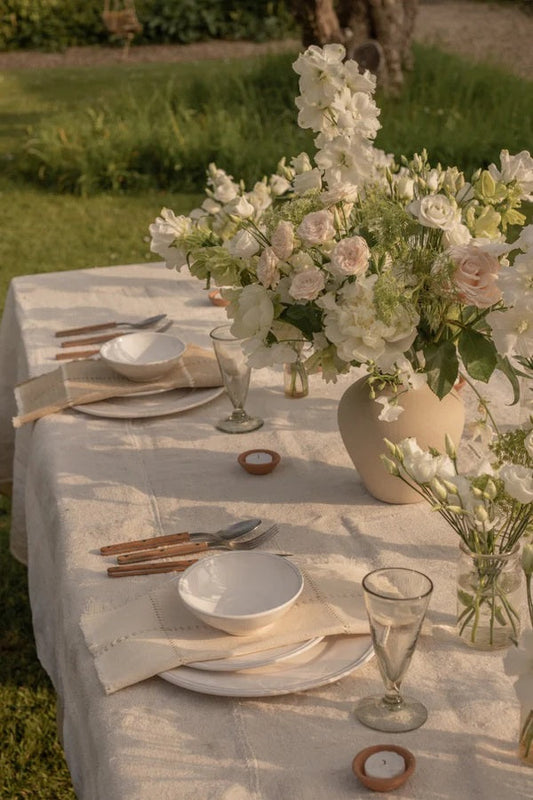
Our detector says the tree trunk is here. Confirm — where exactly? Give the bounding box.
[290,0,419,92]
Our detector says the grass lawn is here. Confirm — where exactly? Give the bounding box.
[0,39,531,798]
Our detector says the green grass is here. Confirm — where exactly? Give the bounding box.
[0,40,532,798]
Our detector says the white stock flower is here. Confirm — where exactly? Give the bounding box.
[229,284,274,339]
[289,267,326,301]
[296,210,336,246]
[499,464,533,503]
[293,44,346,106]
[328,236,370,278]
[225,229,260,258]
[488,150,533,201]
[256,247,280,289]
[271,220,294,261]
[149,208,192,270]
[407,194,461,231]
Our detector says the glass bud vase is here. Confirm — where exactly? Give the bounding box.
[283,354,309,399]
[456,542,522,650]
[519,706,533,766]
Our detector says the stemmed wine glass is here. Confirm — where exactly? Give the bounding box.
[209,324,263,433]
[355,567,433,732]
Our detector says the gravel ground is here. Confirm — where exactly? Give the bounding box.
[0,2,531,80]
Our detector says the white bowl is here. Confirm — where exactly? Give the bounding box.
[178,551,304,636]
[100,331,186,382]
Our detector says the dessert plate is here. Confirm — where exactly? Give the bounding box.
[188,636,324,672]
[73,386,224,419]
[159,634,373,697]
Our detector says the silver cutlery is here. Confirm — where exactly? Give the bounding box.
[100,518,262,556]
[116,523,279,564]
[55,313,167,338]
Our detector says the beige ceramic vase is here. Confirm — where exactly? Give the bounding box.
[337,377,465,504]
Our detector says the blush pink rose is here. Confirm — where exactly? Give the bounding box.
[329,236,370,277]
[449,245,502,308]
[296,210,335,246]
[289,268,326,301]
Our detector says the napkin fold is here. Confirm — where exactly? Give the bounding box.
[13,344,222,427]
[81,555,370,694]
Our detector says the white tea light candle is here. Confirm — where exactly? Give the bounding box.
[245,452,273,464]
[364,751,405,779]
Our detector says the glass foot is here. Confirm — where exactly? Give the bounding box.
[355,695,428,732]
[215,413,263,434]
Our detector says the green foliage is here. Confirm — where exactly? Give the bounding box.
[0,0,296,51]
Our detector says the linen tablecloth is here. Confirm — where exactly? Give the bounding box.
[0,262,530,800]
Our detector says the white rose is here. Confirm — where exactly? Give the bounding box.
[499,464,533,504]
[296,210,336,246]
[229,284,274,339]
[256,247,280,289]
[225,229,260,258]
[271,220,294,261]
[289,267,326,301]
[329,236,370,278]
[407,194,461,231]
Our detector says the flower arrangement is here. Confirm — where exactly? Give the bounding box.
[150,44,533,416]
[381,424,533,646]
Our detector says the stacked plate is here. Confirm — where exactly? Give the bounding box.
[159,634,373,697]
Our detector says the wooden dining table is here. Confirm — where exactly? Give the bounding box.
[0,261,530,800]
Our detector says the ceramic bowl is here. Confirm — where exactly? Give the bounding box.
[178,551,304,636]
[100,331,186,382]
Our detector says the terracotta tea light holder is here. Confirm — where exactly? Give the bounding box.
[238,449,280,475]
[352,744,415,792]
[208,289,230,307]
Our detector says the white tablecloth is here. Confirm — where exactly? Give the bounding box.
[0,263,530,800]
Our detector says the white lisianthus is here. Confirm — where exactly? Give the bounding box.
[256,247,280,289]
[246,181,272,215]
[407,194,461,231]
[224,196,255,219]
[395,174,415,201]
[229,284,274,339]
[328,236,370,278]
[398,438,441,483]
[488,149,533,202]
[320,183,359,205]
[296,210,336,246]
[498,254,533,305]
[225,229,260,258]
[271,220,294,261]
[149,208,192,271]
[289,267,326,301]
[202,198,222,215]
[499,464,533,503]
[291,152,313,174]
[486,296,533,358]
[375,396,404,422]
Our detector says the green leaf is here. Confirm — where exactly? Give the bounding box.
[496,354,521,405]
[457,589,474,609]
[281,303,322,339]
[458,328,497,382]
[424,341,458,398]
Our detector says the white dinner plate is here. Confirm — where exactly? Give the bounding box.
[73,386,224,419]
[188,637,324,672]
[159,635,373,697]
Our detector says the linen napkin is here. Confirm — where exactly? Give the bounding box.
[13,344,222,427]
[81,555,370,694]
